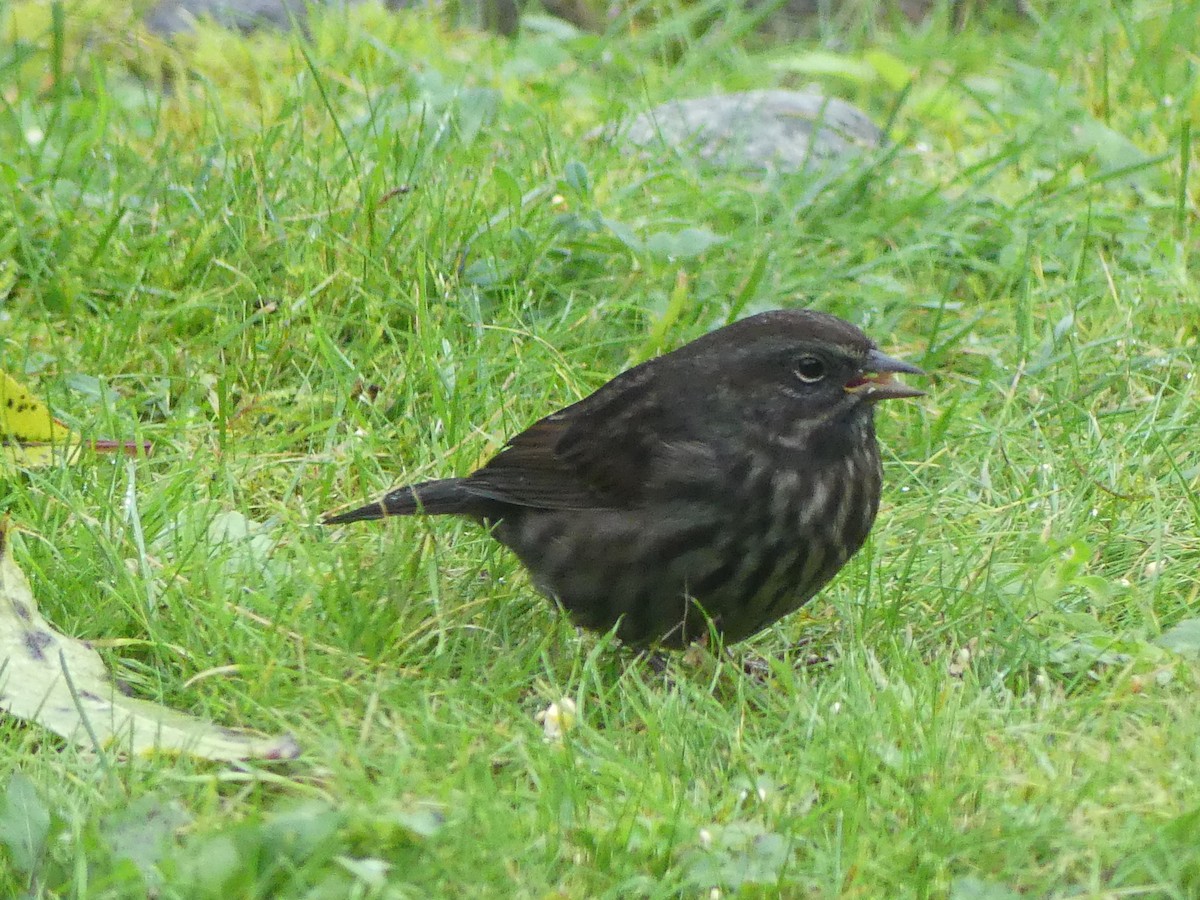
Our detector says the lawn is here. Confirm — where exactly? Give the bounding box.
[1,0,1198,895]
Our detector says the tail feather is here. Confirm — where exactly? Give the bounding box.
[323,478,480,525]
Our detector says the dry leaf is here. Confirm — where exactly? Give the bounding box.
[0,521,298,762]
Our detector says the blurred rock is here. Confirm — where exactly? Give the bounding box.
[758,0,932,27]
[598,90,883,175]
[145,0,530,35]
[143,0,1028,37]
[146,0,310,33]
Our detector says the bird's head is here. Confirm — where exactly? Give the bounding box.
[677,309,926,451]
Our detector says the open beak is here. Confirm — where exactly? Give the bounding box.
[845,348,926,402]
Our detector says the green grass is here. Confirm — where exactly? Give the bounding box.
[1,0,1198,895]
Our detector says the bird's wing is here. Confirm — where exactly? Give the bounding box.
[462,369,683,510]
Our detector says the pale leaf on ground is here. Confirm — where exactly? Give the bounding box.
[1156,619,1200,658]
[0,522,298,762]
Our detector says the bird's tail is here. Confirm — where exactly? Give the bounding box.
[322,478,480,524]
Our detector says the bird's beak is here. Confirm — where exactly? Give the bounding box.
[845,348,926,402]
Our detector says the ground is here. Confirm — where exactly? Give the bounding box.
[0,0,1198,896]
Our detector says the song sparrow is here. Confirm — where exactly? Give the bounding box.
[324,310,925,647]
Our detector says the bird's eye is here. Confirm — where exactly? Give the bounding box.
[794,355,827,383]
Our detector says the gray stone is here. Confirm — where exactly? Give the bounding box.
[142,0,1031,38]
[146,0,311,34]
[600,90,884,175]
[144,0,421,35]
[143,0,521,35]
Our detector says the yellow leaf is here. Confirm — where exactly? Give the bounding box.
[0,521,298,762]
[0,371,152,471]
[1,442,61,469]
[0,371,75,444]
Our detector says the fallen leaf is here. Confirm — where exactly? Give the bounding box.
[1,371,151,470]
[0,772,51,875]
[1157,618,1200,658]
[0,521,298,762]
[101,795,192,885]
[1,371,74,468]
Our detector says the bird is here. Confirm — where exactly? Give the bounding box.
[323,309,925,648]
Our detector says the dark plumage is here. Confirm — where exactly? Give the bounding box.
[324,309,925,647]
